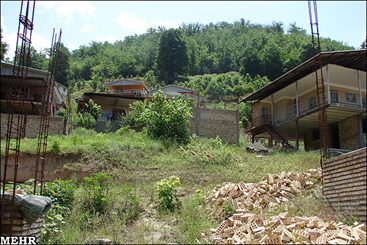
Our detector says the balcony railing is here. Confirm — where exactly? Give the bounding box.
[108,89,144,96]
[253,91,365,128]
[250,115,272,128]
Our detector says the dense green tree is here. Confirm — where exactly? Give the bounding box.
[157,28,189,84]
[361,37,367,49]
[54,43,71,87]
[1,28,9,61]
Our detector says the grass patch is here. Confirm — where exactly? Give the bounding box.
[2,129,344,244]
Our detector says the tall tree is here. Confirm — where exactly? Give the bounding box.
[1,28,9,61]
[54,43,71,87]
[157,28,189,84]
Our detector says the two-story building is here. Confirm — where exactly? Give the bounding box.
[75,79,148,121]
[240,49,366,152]
[1,61,66,116]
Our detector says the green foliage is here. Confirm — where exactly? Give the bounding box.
[121,101,147,131]
[157,28,189,84]
[86,99,102,120]
[122,91,192,144]
[222,200,235,217]
[81,173,113,214]
[1,28,9,61]
[75,112,96,129]
[208,136,222,148]
[177,196,213,243]
[50,138,61,155]
[155,176,182,212]
[144,90,192,144]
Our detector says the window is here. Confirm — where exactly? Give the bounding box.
[119,88,124,94]
[346,93,356,103]
[309,96,317,108]
[330,90,338,103]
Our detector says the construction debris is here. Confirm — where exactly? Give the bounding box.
[202,169,367,244]
[204,169,322,216]
[202,212,366,244]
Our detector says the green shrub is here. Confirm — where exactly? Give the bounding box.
[50,138,61,154]
[81,173,113,214]
[155,176,182,212]
[75,112,96,130]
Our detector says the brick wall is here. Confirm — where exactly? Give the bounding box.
[190,108,239,145]
[323,147,367,223]
[1,114,66,139]
[339,115,360,150]
[1,202,45,242]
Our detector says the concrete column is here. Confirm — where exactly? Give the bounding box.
[358,70,362,108]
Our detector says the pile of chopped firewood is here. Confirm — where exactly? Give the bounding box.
[204,169,322,217]
[201,169,366,244]
[202,211,366,244]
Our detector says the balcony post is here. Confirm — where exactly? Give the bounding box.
[326,64,331,105]
[296,81,299,117]
[295,81,299,151]
[271,94,274,125]
[358,70,362,108]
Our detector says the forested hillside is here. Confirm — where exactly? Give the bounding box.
[2,19,359,97]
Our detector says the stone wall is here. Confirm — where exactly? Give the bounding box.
[339,115,360,150]
[323,147,367,223]
[95,121,122,133]
[190,108,239,145]
[1,114,66,139]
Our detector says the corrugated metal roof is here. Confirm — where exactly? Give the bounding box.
[240,49,366,102]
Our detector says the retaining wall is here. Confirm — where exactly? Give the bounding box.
[1,114,66,139]
[323,147,367,223]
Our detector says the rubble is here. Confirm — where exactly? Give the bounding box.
[204,169,322,216]
[202,169,366,244]
[202,212,366,244]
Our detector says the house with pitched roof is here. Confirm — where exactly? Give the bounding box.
[146,84,203,102]
[75,79,147,121]
[240,50,366,152]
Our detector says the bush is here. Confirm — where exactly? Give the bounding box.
[75,112,96,130]
[81,173,113,214]
[144,90,192,144]
[155,176,182,212]
[122,90,192,144]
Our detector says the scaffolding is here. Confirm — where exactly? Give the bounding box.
[308,1,329,163]
[0,0,36,236]
[34,29,62,195]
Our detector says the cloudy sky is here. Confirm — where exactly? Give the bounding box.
[1,1,366,60]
